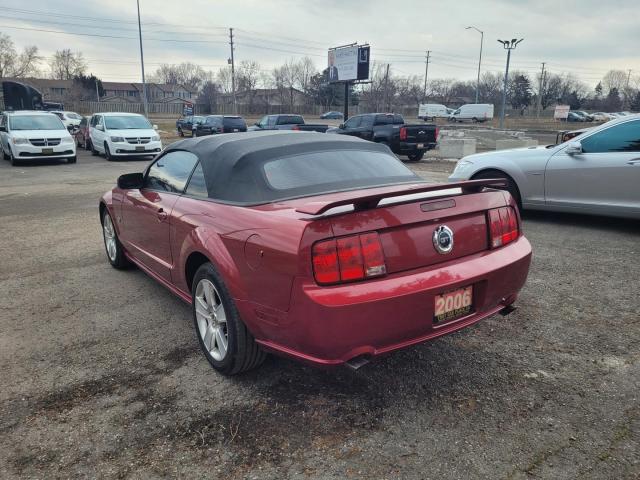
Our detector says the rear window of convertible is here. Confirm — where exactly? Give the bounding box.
[262,150,417,191]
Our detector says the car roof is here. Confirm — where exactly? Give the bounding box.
[166,131,390,205]
[6,110,57,116]
[99,112,145,117]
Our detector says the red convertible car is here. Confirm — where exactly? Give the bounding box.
[99,132,532,375]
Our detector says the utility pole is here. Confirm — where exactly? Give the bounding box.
[626,69,632,109]
[423,50,431,101]
[383,63,390,111]
[536,62,545,117]
[466,26,483,103]
[136,0,149,118]
[498,38,524,129]
[95,78,100,102]
[229,28,237,114]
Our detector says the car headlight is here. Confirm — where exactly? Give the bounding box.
[12,138,29,145]
[453,159,474,176]
[151,135,160,142]
[110,136,125,143]
[61,136,74,145]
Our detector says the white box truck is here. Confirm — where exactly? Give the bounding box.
[418,104,449,121]
[448,104,494,123]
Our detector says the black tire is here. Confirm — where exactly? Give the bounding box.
[2,147,9,160]
[472,117,479,123]
[76,136,81,147]
[178,127,184,137]
[104,142,113,161]
[90,139,98,156]
[101,209,130,269]
[472,169,522,210]
[67,156,77,164]
[192,262,266,375]
[407,151,425,162]
[9,148,20,166]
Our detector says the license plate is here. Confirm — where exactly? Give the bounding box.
[135,146,145,151]
[417,143,424,148]
[233,128,239,132]
[434,286,473,323]
[42,148,53,154]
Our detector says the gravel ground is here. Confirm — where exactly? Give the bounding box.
[0,149,638,479]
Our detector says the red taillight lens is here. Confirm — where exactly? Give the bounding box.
[312,232,386,285]
[435,127,440,140]
[399,126,407,141]
[312,239,339,284]
[488,206,519,248]
[292,125,300,131]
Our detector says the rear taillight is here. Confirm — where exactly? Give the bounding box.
[435,127,440,140]
[399,126,407,141]
[312,232,386,285]
[292,125,300,131]
[488,206,519,248]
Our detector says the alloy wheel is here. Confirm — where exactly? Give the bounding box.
[195,279,228,361]
[102,213,117,262]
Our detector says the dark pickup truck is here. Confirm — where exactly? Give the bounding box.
[328,113,438,161]
[248,114,329,133]
[176,115,204,137]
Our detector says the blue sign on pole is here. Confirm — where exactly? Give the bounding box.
[183,102,194,116]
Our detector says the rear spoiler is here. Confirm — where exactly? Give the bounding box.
[295,179,507,215]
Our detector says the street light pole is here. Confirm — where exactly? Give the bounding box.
[466,26,483,104]
[498,38,523,129]
[136,0,149,118]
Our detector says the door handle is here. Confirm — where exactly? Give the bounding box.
[157,208,169,221]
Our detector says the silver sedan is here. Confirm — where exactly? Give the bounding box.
[448,115,640,219]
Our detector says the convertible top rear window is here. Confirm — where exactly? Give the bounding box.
[263,150,415,191]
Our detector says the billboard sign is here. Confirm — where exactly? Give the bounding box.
[554,105,570,120]
[328,45,370,83]
[183,101,194,116]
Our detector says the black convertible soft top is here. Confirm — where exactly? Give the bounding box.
[167,131,420,204]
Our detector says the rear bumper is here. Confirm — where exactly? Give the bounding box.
[397,141,437,154]
[244,236,532,367]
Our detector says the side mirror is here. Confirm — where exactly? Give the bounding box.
[565,141,583,155]
[117,172,144,190]
[153,124,158,130]
[339,123,345,129]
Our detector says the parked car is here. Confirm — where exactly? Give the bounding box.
[566,112,586,122]
[248,114,328,132]
[591,112,613,122]
[176,115,204,137]
[448,114,640,218]
[89,112,162,160]
[194,115,247,136]
[327,113,438,161]
[74,115,92,149]
[320,111,344,119]
[448,104,494,123]
[418,104,449,121]
[99,131,532,375]
[573,111,594,122]
[0,110,76,165]
[50,110,83,131]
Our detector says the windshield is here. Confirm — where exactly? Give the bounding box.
[193,116,205,124]
[104,115,152,130]
[9,115,65,131]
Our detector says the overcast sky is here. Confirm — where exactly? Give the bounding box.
[2,0,639,87]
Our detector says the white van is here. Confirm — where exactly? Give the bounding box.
[418,104,449,121]
[448,104,494,123]
[89,112,161,160]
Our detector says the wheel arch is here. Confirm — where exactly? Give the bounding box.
[471,167,523,206]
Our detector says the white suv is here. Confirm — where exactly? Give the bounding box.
[89,112,162,160]
[0,111,76,166]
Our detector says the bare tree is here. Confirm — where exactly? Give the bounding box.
[0,33,41,78]
[602,70,628,94]
[49,49,87,80]
[272,59,301,109]
[216,66,233,94]
[150,62,207,91]
[295,57,317,96]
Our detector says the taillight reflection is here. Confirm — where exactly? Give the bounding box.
[488,206,519,248]
[312,232,387,285]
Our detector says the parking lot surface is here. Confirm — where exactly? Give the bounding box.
[0,150,638,479]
